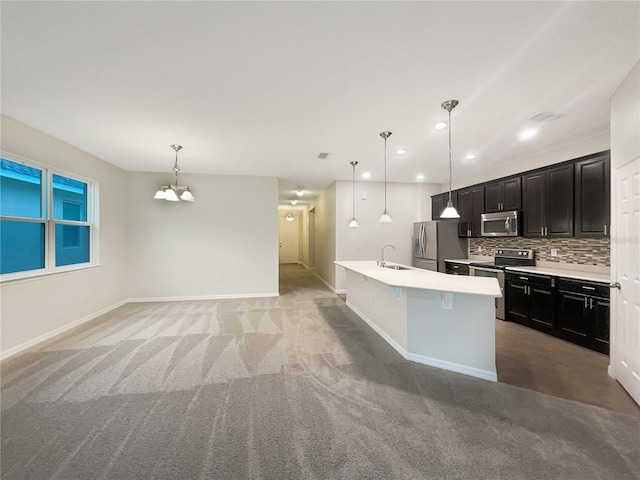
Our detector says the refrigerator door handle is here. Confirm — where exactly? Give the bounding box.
[419,224,425,257]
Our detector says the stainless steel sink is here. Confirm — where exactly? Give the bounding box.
[383,265,411,270]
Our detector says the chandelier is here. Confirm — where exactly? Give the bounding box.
[153,144,195,202]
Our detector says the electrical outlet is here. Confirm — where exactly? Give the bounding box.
[477,245,483,253]
[361,192,367,200]
[550,249,558,257]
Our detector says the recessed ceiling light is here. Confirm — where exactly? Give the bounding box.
[416,174,425,180]
[519,129,538,140]
[396,149,407,155]
[290,200,298,205]
[434,122,447,130]
[465,154,476,160]
[296,190,304,197]
[362,172,371,179]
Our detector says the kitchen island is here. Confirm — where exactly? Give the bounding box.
[335,260,502,381]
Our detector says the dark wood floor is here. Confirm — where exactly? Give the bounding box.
[495,319,639,416]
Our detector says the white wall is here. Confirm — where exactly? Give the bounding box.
[334,181,426,292]
[449,132,611,191]
[313,182,336,288]
[127,172,279,299]
[0,115,128,355]
[611,62,640,169]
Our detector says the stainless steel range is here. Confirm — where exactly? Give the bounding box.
[469,248,535,320]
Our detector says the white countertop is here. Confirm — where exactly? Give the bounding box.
[505,266,610,284]
[335,261,502,297]
[444,258,473,265]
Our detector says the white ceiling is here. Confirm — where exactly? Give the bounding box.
[2,1,638,207]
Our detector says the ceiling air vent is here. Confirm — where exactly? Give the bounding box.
[529,112,566,122]
[318,153,329,159]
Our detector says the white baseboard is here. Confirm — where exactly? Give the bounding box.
[334,289,347,295]
[313,272,337,293]
[127,292,279,303]
[346,301,497,382]
[0,299,128,362]
[405,352,498,382]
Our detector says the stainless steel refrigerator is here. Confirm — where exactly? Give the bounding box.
[413,221,467,272]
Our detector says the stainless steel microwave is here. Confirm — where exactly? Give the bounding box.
[481,211,521,237]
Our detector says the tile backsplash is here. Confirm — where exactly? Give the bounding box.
[469,237,610,267]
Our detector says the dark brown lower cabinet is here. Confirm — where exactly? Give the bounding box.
[556,279,610,354]
[506,273,609,355]
[505,272,556,334]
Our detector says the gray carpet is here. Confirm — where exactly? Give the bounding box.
[2,264,639,480]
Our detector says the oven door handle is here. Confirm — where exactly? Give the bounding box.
[470,266,502,274]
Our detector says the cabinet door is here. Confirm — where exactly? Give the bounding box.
[575,154,610,237]
[547,164,574,237]
[432,194,444,220]
[502,177,522,211]
[529,286,556,333]
[506,281,529,322]
[591,297,610,354]
[470,186,485,237]
[522,172,546,237]
[557,291,590,347]
[484,181,503,213]
[457,189,471,237]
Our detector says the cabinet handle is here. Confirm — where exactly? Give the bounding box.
[541,227,544,236]
[590,298,594,309]
[604,224,607,236]
[544,227,548,236]
[453,265,459,269]
[581,286,596,291]
[584,297,588,308]
[519,276,529,280]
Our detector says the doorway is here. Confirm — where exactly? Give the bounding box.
[279,213,299,264]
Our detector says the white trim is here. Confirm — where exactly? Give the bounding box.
[405,352,498,382]
[334,289,346,295]
[313,272,336,292]
[0,299,128,362]
[346,301,497,382]
[127,292,279,303]
[346,301,408,358]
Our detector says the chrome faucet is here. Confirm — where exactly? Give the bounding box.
[377,244,395,267]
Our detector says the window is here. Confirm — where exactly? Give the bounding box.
[0,153,98,279]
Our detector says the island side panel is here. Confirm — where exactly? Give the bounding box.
[406,289,497,381]
[344,271,408,355]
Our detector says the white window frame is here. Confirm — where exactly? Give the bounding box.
[0,151,99,282]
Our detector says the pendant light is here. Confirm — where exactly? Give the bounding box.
[348,161,359,228]
[154,144,195,202]
[378,131,392,223]
[440,100,460,218]
[286,212,294,222]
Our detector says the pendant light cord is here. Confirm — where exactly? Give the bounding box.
[384,135,388,211]
[352,164,356,218]
[448,108,453,204]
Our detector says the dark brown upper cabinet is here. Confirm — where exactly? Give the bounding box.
[457,186,484,237]
[484,177,522,213]
[574,152,610,237]
[523,164,573,238]
[431,191,458,220]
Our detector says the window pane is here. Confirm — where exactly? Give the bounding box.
[0,220,45,274]
[55,224,90,266]
[53,174,87,221]
[0,158,42,218]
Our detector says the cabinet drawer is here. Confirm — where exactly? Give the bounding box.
[506,272,554,288]
[557,278,609,298]
[445,262,469,275]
